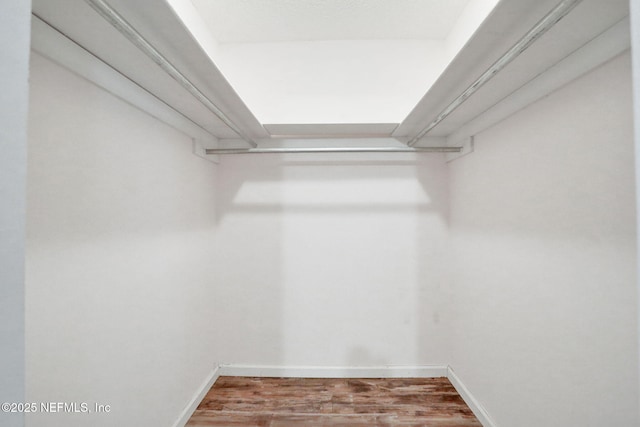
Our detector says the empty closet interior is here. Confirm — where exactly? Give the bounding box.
[15,0,639,426]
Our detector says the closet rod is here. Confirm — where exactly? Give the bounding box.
[205,147,462,155]
[85,0,257,148]
[407,0,583,146]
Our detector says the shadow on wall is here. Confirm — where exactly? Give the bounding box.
[211,153,451,367]
[416,157,451,366]
[215,157,449,220]
[209,155,284,366]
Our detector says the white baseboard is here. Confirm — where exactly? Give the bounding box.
[218,364,448,378]
[172,366,220,427]
[447,366,497,427]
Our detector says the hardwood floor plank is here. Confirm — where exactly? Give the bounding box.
[186,377,482,426]
[186,411,272,427]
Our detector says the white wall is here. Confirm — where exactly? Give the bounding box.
[630,0,640,413]
[448,52,638,426]
[0,2,31,427]
[211,152,452,367]
[26,53,220,427]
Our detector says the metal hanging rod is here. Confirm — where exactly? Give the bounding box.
[85,0,257,147]
[408,0,583,146]
[205,147,462,155]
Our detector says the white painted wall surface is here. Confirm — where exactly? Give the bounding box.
[211,152,451,367]
[630,0,640,415]
[26,53,219,427]
[0,2,31,427]
[448,52,638,426]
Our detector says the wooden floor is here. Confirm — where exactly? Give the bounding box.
[186,376,482,426]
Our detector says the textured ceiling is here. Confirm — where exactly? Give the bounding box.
[191,0,472,43]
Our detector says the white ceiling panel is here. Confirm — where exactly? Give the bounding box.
[191,0,472,43]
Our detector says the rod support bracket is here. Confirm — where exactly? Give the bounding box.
[446,136,474,163]
[193,139,219,163]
